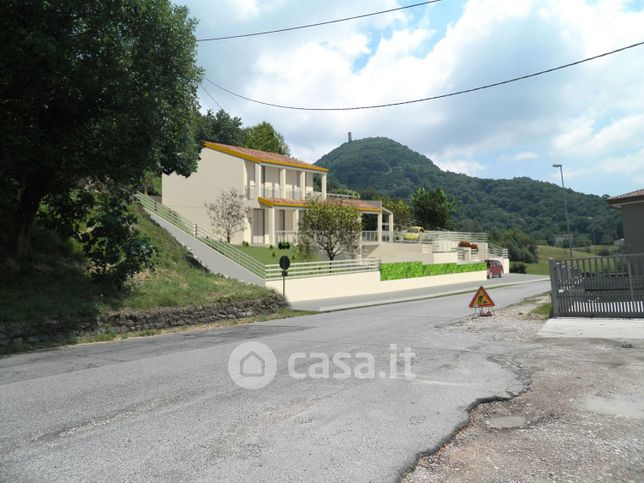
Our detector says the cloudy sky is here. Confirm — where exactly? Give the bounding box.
[178,0,644,196]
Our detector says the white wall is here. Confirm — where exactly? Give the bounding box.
[162,148,249,243]
[266,270,487,303]
[363,242,459,264]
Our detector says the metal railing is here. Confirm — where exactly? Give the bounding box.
[265,258,380,280]
[246,184,305,200]
[362,231,379,242]
[394,230,489,244]
[488,244,509,259]
[275,231,298,244]
[550,253,644,318]
[135,193,267,279]
[135,193,381,281]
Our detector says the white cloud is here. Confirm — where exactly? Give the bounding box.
[599,148,644,174]
[183,0,644,195]
[503,151,540,161]
[434,159,485,176]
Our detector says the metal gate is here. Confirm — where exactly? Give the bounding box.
[549,253,644,318]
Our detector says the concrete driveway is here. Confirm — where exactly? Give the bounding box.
[0,281,549,482]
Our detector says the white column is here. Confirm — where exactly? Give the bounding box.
[268,206,276,246]
[377,212,383,243]
[280,168,286,198]
[321,173,327,200]
[292,210,299,243]
[388,212,394,243]
[299,171,306,200]
[255,163,262,198]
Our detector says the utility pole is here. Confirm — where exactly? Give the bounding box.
[553,164,573,259]
[587,216,597,256]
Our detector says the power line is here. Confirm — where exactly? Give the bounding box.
[199,84,223,111]
[204,40,644,111]
[197,0,442,42]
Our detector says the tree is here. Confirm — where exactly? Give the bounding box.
[410,188,458,229]
[0,0,202,258]
[382,197,413,231]
[299,200,362,260]
[490,227,537,263]
[205,189,248,243]
[196,109,244,146]
[244,122,290,155]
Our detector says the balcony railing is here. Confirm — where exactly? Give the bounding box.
[275,231,298,244]
[246,184,305,200]
[362,231,379,242]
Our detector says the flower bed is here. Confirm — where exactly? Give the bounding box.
[380,261,486,281]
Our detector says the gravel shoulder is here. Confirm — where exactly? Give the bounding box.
[404,295,644,482]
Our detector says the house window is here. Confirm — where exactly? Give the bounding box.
[279,209,286,231]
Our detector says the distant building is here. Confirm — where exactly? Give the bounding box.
[608,189,644,254]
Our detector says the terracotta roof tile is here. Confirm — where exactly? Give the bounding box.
[608,188,644,204]
[258,196,382,212]
[203,142,328,172]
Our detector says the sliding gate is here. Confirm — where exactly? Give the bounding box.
[549,253,644,318]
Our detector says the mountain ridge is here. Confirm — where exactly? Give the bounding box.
[315,137,622,244]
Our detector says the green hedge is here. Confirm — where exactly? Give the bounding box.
[380,261,487,281]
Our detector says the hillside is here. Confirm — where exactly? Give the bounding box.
[0,208,278,351]
[316,137,622,243]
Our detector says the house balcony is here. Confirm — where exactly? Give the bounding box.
[246,184,305,200]
[275,230,298,244]
[361,231,381,244]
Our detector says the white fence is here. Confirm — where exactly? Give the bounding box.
[136,193,380,281]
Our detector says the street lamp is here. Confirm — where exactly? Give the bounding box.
[553,163,573,259]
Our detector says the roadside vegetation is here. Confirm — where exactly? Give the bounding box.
[525,245,619,275]
[0,209,275,329]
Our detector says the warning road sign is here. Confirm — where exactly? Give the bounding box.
[468,286,495,308]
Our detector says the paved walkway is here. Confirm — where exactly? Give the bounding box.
[292,273,549,311]
[539,317,644,339]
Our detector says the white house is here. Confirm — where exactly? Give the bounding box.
[162,142,393,246]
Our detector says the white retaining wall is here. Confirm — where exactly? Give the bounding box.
[266,270,487,303]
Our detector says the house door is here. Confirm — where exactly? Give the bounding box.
[252,209,265,245]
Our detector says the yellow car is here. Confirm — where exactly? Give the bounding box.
[403,226,425,241]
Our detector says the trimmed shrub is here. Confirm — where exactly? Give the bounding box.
[278,241,291,250]
[510,262,527,274]
[458,241,479,250]
[380,261,486,281]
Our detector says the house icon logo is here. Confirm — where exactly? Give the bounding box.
[228,341,277,390]
[240,351,265,377]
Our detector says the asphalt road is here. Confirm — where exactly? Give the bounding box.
[0,280,549,482]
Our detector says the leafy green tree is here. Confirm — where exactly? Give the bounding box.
[0,0,201,267]
[410,188,458,229]
[490,227,537,263]
[81,190,156,289]
[382,197,413,231]
[244,122,290,155]
[196,109,245,146]
[299,200,361,260]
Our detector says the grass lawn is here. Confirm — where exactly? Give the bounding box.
[524,245,617,275]
[235,244,320,264]
[0,208,274,326]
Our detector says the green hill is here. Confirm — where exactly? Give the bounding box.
[316,137,622,244]
[0,208,280,352]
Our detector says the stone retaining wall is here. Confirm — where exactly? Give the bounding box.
[0,294,287,347]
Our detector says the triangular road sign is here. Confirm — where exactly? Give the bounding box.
[468,286,495,308]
